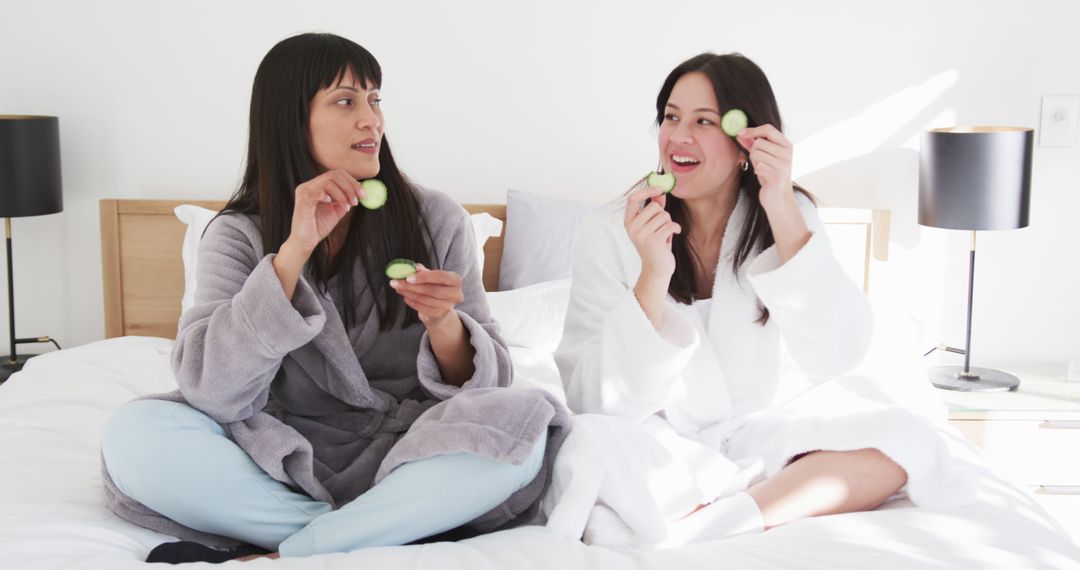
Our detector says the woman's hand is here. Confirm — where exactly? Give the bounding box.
[625,185,681,329]
[285,169,366,255]
[273,169,365,300]
[391,264,475,386]
[625,186,682,283]
[389,264,464,328]
[736,125,810,263]
[736,124,797,215]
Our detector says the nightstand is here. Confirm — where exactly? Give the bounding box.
[940,373,1080,542]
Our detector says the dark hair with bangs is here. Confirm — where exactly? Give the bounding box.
[221,32,433,331]
[654,52,813,324]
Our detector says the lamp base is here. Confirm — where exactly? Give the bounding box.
[0,354,38,383]
[928,365,1020,392]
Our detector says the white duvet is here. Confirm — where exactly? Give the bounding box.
[1,336,1078,569]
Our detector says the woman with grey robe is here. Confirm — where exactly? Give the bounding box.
[99,33,569,563]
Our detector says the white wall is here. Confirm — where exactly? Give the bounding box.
[1,0,1077,373]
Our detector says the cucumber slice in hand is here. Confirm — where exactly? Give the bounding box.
[385,258,418,280]
[647,171,676,193]
[359,179,388,210]
[721,109,748,137]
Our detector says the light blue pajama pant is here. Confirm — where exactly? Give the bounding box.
[101,399,545,557]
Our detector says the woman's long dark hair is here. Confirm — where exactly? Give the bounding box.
[221,33,432,331]
[655,52,813,323]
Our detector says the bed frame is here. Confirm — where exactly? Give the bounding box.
[99,199,887,340]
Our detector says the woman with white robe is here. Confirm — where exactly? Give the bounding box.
[551,52,973,548]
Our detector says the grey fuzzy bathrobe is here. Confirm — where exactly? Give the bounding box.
[102,187,570,548]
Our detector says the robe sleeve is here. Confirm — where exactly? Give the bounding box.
[746,195,874,378]
[172,214,326,423]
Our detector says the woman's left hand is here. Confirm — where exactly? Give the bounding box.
[389,264,464,327]
[736,124,797,214]
[737,125,811,263]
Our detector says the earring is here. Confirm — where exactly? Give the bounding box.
[739,161,749,172]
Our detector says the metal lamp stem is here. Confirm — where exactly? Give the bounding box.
[5,218,15,364]
[928,229,1019,392]
[962,231,975,375]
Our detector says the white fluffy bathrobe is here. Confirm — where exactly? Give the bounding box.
[543,191,978,546]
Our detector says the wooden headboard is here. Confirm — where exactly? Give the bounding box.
[100,199,888,340]
[99,199,506,339]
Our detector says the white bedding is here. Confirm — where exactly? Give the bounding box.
[1,336,1078,569]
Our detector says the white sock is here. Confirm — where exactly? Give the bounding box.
[657,492,764,549]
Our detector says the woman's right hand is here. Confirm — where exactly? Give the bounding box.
[624,185,681,282]
[274,170,365,301]
[625,185,681,328]
[285,169,366,255]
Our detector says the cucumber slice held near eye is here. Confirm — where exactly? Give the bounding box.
[385,258,418,280]
[721,109,748,137]
[358,178,388,210]
[646,170,676,193]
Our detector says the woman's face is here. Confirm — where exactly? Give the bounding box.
[657,71,743,201]
[308,69,384,180]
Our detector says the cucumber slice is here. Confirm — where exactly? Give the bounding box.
[359,179,388,210]
[721,109,748,137]
[647,170,676,193]
[385,258,418,280]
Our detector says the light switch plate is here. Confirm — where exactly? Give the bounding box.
[1040,95,1080,147]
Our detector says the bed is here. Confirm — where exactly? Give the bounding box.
[0,198,1077,569]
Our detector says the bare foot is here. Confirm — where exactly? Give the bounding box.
[678,502,711,521]
[235,552,281,561]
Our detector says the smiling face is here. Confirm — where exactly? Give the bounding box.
[657,72,744,201]
[308,69,384,180]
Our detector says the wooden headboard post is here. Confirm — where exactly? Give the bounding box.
[99,200,122,338]
[100,199,229,338]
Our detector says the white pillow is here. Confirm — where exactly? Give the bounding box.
[174,206,503,314]
[469,212,504,275]
[485,279,571,351]
[498,189,596,291]
[174,205,218,314]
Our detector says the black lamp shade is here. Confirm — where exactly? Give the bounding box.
[918,127,1032,231]
[0,116,64,218]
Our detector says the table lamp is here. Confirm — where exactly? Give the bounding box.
[918,126,1033,392]
[0,115,64,381]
